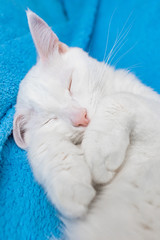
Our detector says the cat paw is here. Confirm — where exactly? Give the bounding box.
[90,157,115,184]
[84,145,116,184]
[48,172,96,219]
[83,131,129,185]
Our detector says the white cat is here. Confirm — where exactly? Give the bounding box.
[13,10,160,240]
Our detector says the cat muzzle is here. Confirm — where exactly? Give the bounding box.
[70,108,90,127]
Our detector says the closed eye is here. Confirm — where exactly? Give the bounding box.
[68,77,72,93]
[43,117,57,126]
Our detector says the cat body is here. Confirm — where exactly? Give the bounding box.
[66,93,160,240]
[13,10,160,240]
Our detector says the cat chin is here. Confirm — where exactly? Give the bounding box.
[70,127,86,145]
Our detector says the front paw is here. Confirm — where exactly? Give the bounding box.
[83,137,115,185]
[83,130,129,185]
[48,173,96,218]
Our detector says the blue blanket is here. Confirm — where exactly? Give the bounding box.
[0,0,160,239]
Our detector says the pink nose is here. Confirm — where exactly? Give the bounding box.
[71,108,90,127]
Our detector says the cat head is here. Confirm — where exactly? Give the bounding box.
[13,10,96,149]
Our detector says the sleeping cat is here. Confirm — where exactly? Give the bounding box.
[13,10,160,240]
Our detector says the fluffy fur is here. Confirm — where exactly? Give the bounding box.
[13,10,160,240]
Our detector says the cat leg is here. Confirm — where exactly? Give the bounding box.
[82,95,132,184]
[28,133,95,218]
[48,153,96,218]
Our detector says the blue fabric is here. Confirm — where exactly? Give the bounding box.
[0,0,160,239]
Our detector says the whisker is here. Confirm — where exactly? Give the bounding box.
[104,34,119,65]
[89,11,136,112]
[104,11,134,65]
[98,12,135,83]
[115,10,134,45]
[93,9,118,100]
[103,8,117,62]
[113,42,137,67]
[107,38,128,65]
[105,21,133,65]
[126,63,142,71]
[107,22,133,65]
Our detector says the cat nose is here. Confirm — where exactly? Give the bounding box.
[71,108,90,127]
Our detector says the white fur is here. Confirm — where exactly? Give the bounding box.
[13,11,160,240]
[65,94,160,240]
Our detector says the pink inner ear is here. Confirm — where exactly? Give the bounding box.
[58,42,68,54]
[13,115,27,149]
[27,9,59,59]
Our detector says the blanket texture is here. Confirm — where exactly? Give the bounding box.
[0,0,160,239]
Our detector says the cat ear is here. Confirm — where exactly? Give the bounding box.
[26,9,68,60]
[13,114,27,149]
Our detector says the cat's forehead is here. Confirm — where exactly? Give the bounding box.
[37,47,89,79]
[22,46,89,91]
[62,47,89,65]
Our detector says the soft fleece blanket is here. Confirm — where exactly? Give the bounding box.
[0,0,160,239]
